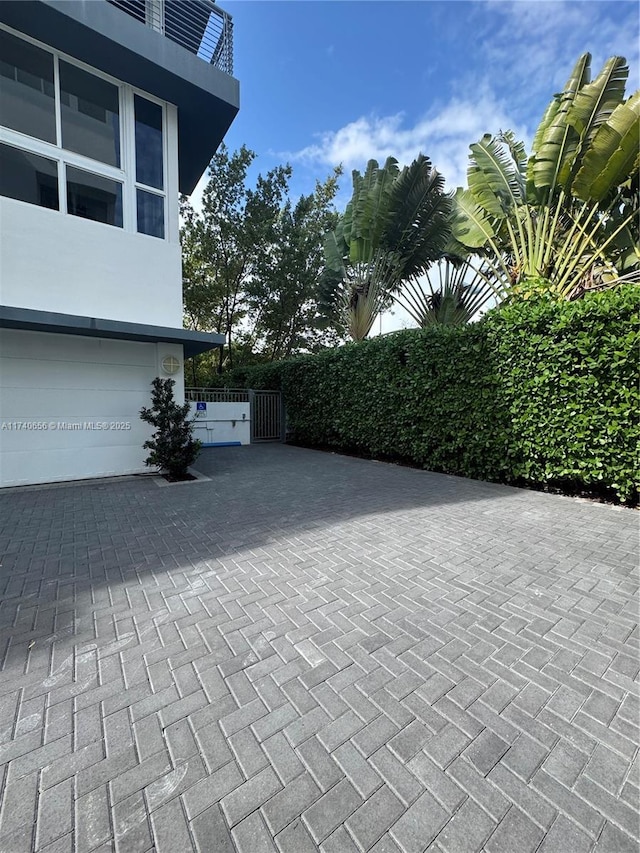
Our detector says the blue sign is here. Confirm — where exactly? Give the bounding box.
[196,402,207,411]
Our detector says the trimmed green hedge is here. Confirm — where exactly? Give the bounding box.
[213,286,640,504]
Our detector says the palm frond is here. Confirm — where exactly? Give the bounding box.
[500,131,528,182]
[528,52,591,201]
[393,258,502,327]
[448,188,512,283]
[565,56,628,145]
[467,133,525,215]
[563,55,629,190]
[573,90,640,202]
[350,159,398,265]
[385,158,451,283]
[530,95,561,163]
[344,252,395,340]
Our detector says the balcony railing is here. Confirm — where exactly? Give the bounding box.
[106,0,233,75]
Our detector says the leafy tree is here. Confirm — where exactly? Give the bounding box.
[319,155,451,340]
[140,378,201,480]
[449,53,639,299]
[181,145,291,373]
[245,169,345,360]
[182,148,347,381]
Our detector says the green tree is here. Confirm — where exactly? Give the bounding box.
[140,378,201,480]
[448,53,639,299]
[181,145,291,374]
[182,148,348,382]
[246,168,345,360]
[319,155,451,340]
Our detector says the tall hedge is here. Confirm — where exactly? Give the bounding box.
[213,286,639,504]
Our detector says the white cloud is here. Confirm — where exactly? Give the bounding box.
[480,1,639,97]
[285,86,531,196]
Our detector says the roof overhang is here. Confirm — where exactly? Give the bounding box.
[0,0,239,194]
[0,306,225,358]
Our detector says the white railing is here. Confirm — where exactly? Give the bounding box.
[185,387,249,403]
[107,0,233,75]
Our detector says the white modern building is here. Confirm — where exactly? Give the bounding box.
[0,0,238,487]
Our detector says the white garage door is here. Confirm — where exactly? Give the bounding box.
[0,330,182,487]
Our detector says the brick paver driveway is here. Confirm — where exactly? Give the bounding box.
[0,445,638,853]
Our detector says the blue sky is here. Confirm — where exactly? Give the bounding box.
[208,0,639,205]
[194,0,639,330]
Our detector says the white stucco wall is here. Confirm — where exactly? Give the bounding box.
[0,329,185,487]
[0,196,183,327]
[189,401,250,446]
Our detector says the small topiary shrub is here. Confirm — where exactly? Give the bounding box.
[140,378,201,481]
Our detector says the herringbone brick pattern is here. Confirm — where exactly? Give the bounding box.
[0,444,637,852]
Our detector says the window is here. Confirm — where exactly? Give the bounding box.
[137,189,164,238]
[0,26,168,239]
[67,166,123,227]
[0,142,58,209]
[134,95,165,238]
[0,28,56,143]
[60,61,121,167]
[135,95,163,189]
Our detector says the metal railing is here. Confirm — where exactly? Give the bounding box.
[185,387,249,403]
[106,0,233,75]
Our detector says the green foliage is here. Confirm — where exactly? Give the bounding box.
[205,361,286,391]
[181,145,291,372]
[527,53,632,203]
[573,90,640,204]
[394,258,499,326]
[450,53,639,299]
[486,288,639,503]
[320,154,451,340]
[231,287,638,504]
[182,146,346,379]
[246,169,345,361]
[449,139,638,300]
[140,378,201,480]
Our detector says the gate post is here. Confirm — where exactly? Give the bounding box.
[248,389,255,443]
[280,394,286,443]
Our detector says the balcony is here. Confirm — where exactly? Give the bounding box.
[0,0,239,193]
[106,0,233,75]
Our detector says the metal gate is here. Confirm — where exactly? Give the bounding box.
[249,390,284,442]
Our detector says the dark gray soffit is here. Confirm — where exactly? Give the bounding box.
[0,306,225,357]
